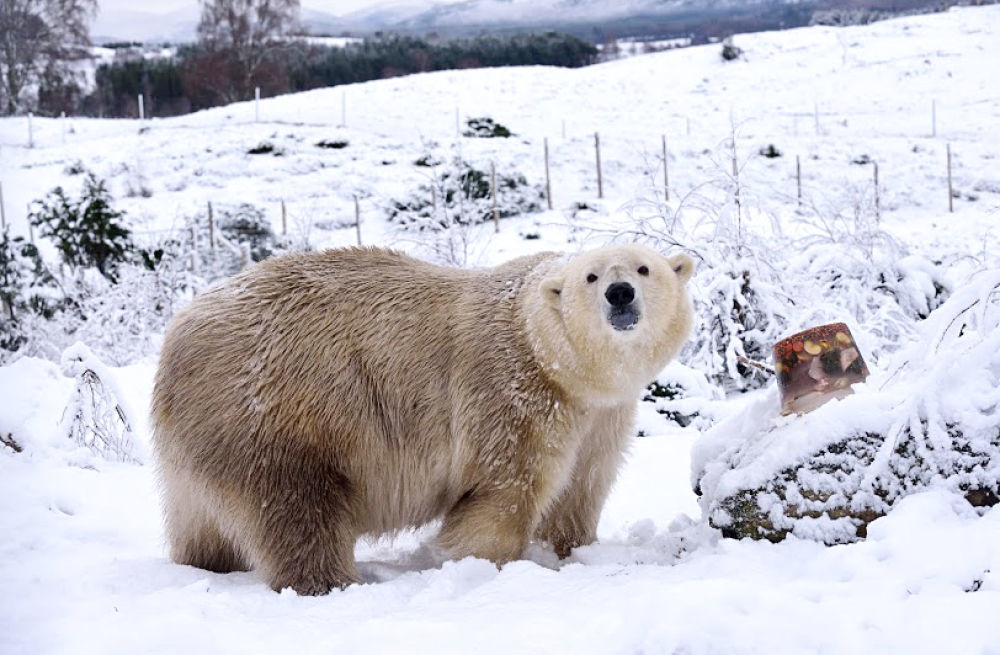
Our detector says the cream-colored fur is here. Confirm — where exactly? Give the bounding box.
[151,245,694,594]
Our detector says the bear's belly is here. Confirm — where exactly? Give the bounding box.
[350,441,469,534]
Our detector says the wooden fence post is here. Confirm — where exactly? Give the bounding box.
[873,162,880,221]
[491,161,499,233]
[354,195,362,246]
[731,138,741,230]
[27,112,34,148]
[138,94,144,121]
[207,201,215,253]
[281,199,287,236]
[947,144,953,213]
[190,226,199,275]
[796,155,802,206]
[254,87,260,122]
[544,138,553,210]
[595,132,603,199]
[662,134,669,202]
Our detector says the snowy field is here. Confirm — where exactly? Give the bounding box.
[2,6,1000,654]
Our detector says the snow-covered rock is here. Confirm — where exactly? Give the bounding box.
[694,271,1000,544]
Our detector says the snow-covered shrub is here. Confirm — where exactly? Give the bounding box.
[217,203,276,263]
[0,229,26,354]
[642,361,724,429]
[388,157,543,265]
[693,270,1000,544]
[247,141,282,155]
[720,38,743,61]
[69,257,190,365]
[59,343,141,464]
[122,161,153,198]
[758,144,781,158]
[2,224,192,366]
[462,117,513,138]
[185,203,285,281]
[0,230,69,363]
[685,257,792,393]
[28,173,134,282]
[389,157,542,232]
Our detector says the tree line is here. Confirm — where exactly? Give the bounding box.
[81,33,598,119]
[1,0,595,119]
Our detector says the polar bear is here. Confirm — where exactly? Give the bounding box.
[151,244,694,594]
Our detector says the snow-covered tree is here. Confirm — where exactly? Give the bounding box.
[0,0,96,114]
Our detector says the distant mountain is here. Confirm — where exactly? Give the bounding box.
[92,6,200,44]
[329,0,830,41]
[91,0,960,44]
[333,0,964,42]
[341,0,694,27]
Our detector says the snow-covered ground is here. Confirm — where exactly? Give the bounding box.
[2,6,1000,654]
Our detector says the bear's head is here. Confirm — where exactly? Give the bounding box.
[525,244,695,405]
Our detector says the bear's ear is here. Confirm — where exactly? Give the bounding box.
[540,275,563,309]
[667,253,695,284]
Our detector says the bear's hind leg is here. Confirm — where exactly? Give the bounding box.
[163,480,248,573]
[252,458,361,595]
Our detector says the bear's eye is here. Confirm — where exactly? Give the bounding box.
[637,265,649,276]
[586,273,598,284]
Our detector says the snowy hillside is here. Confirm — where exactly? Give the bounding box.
[2,6,1000,654]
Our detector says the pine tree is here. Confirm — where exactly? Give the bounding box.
[29,173,133,281]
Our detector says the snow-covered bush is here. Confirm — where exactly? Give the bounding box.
[693,270,1000,544]
[389,156,543,265]
[0,229,26,353]
[28,172,134,282]
[0,229,70,363]
[685,256,792,392]
[186,203,289,281]
[389,157,542,231]
[642,361,724,429]
[1,226,192,366]
[720,38,743,61]
[67,257,190,365]
[316,139,348,149]
[247,141,282,156]
[462,117,513,138]
[121,161,153,199]
[59,343,141,464]
[217,203,277,264]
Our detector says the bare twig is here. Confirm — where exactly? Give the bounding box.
[737,355,775,376]
[1,432,23,453]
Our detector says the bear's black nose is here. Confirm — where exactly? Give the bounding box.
[605,282,635,307]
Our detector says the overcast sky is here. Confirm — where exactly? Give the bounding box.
[96,0,457,16]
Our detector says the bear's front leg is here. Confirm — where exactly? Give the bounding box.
[436,480,541,565]
[437,420,582,566]
[535,405,633,558]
